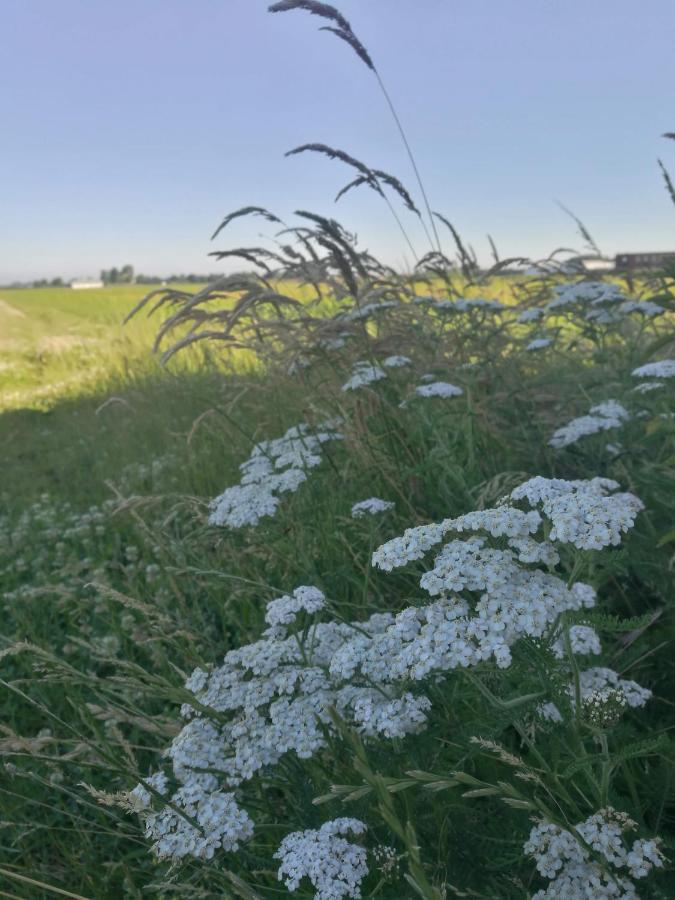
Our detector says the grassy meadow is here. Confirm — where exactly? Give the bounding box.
[0,263,673,898]
[2,2,675,896]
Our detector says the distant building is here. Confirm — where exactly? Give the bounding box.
[70,279,104,289]
[615,252,675,272]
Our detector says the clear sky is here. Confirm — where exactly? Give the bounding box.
[2,0,674,281]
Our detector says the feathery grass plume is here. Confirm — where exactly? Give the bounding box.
[286,143,420,260]
[556,202,602,257]
[122,285,193,324]
[268,0,443,254]
[658,159,675,206]
[210,205,282,241]
[268,1,374,70]
[335,174,370,203]
[294,210,368,281]
[487,234,500,265]
[433,212,479,282]
[371,169,420,216]
[286,143,378,186]
[206,247,289,273]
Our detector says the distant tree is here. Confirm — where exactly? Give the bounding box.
[50,277,63,287]
[101,265,134,284]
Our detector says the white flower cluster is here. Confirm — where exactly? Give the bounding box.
[526,338,553,351]
[141,780,254,860]
[129,771,168,811]
[320,336,348,351]
[545,282,667,327]
[351,498,395,518]
[135,476,645,864]
[539,665,651,723]
[275,818,368,899]
[547,281,626,312]
[414,381,464,399]
[208,420,342,528]
[460,297,505,312]
[345,301,398,322]
[341,362,387,392]
[382,355,411,368]
[518,307,546,323]
[510,476,643,550]
[631,359,675,380]
[434,297,504,314]
[579,667,652,708]
[524,807,665,898]
[133,597,432,860]
[549,400,631,449]
[551,624,602,659]
[619,299,664,317]
[632,381,664,394]
[264,585,326,629]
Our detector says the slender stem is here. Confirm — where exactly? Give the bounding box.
[378,184,420,264]
[598,732,612,807]
[374,71,443,255]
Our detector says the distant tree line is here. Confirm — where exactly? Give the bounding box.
[25,277,66,288]
[101,264,135,284]
[1,269,240,290]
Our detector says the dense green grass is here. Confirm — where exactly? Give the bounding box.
[0,284,210,414]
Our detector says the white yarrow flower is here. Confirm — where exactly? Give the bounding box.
[415,382,463,399]
[351,498,395,518]
[275,818,368,899]
[526,338,553,351]
[549,400,631,449]
[631,359,675,379]
[382,355,411,368]
[341,362,387,392]
[209,421,342,529]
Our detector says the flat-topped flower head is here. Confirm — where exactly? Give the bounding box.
[382,355,411,368]
[526,338,553,351]
[549,400,630,449]
[414,381,463,399]
[275,818,368,899]
[265,586,326,629]
[632,381,664,394]
[341,362,387,392]
[631,359,675,379]
[524,807,664,898]
[518,307,546,323]
[510,476,643,549]
[209,420,342,529]
[351,498,395,518]
[619,299,664,317]
[141,781,254,860]
[547,281,626,311]
[345,301,398,322]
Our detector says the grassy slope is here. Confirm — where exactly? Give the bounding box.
[0,285,673,897]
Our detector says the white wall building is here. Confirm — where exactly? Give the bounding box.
[69,279,104,289]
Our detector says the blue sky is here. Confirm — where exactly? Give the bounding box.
[1,0,674,281]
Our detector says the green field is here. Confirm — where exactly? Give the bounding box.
[0,284,193,413]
